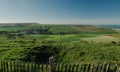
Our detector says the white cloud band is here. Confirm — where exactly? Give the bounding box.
[0,19,120,25]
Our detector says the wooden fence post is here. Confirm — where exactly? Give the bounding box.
[106,64,110,72]
[114,64,117,72]
[49,56,55,72]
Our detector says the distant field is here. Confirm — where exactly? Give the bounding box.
[0,27,28,32]
[0,23,118,34]
[26,34,120,43]
[0,23,119,43]
[81,36,120,42]
[26,34,101,42]
[111,34,120,38]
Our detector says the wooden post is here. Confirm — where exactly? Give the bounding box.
[106,64,110,72]
[49,56,55,72]
[114,64,117,72]
[87,64,91,72]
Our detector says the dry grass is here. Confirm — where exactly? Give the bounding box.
[81,35,120,43]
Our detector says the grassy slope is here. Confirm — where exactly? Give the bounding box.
[57,42,120,64]
[0,23,119,64]
[0,35,120,64]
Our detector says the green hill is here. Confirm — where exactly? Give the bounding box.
[0,23,117,34]
[0,23,119,64]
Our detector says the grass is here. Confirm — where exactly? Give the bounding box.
[0,23,120,64]
[57,42,120,64]
[0,27,28,32]
[111,34,120,38]
[81,35,120,43]
[0,23,117,34]
[26,34,98,42]
[0,34,120,64]
[26,33,120,43]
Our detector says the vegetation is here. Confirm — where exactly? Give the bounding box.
[0,23,117,35]
[0,23,120,64]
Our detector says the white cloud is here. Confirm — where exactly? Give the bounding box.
[38,19,120,25]
[0,19,120,25]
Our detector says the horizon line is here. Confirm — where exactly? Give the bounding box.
[0,22,119,25]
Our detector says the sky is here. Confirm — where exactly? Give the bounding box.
[0,0,120,24]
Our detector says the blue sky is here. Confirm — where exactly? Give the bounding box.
[0,0,120,24]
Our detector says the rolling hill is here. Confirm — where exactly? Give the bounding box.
[0,23,118,35]
[0,23,120,64]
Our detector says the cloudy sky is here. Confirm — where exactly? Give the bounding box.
[0,0,120,24]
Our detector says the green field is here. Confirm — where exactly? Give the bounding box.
[26,34,98,42]
[0,23,120,64]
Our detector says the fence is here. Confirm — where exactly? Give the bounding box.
[0,57,119,72]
